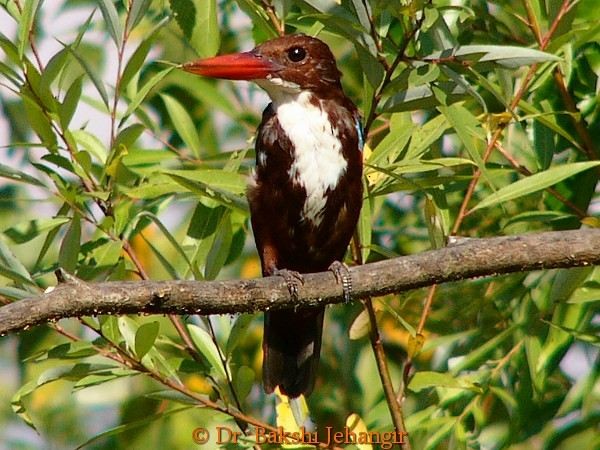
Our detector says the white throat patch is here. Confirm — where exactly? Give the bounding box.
[269,89,347,226]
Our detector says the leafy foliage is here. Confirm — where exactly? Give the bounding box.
[0,0,598,449]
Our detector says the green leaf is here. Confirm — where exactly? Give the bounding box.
[118,316,139,354]
[170,0,220,57]
[187,324,227,380]
[381,81,468,113]
[161,93,203,157]
[368,113,414,165]
[408,371,461,392]
[58,214,81,272]
[234,365,255,402]
[187,203,226,240]
[68,45,110,108]
[357,183,372,263]
[123,66,174,119]
[74,406,192,450]
[17,0,40,59]
[97,0,123,48]
[132,211,199,278]
[21,89,58,151]
[472,161,600,211]
[0,237,36,287]
[32,341,97,361]
[90,240,123,267]
[134,321,160,358]
[0,30,22,66]
[439,103,491,185]
[165,169,248,212]
[225,314,254,356]
[0,162,47,187]
[404,114,450,160]
[503,211,575,228]
[72,129,108,163]
[4,217,70,244]
[126,0,152,32]
[120,32,156,92]
[568,282,600,304]
[12,364,127,428]
[204,211,232,279]
[59,75,83,128]
[234,0,278,41]
[424,45,561,69]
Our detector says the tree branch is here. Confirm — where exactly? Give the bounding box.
[1,229,599,335]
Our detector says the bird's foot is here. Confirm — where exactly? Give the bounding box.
[328,261,352,303]
[273,268,304,300]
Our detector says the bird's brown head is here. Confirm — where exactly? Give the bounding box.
[183,34,343,98]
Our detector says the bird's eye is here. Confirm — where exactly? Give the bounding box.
[287,47,306,62]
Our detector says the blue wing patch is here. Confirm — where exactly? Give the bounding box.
[355,117,365,152]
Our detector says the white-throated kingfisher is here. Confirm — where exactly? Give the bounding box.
[183,34,363,397]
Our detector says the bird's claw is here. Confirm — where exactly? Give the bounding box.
[329,261,352,303]
[273,268,304,300]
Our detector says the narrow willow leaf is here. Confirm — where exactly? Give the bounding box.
[187,203,225,240]
[439,103,491,185]
[21,91,58,151]
[0,30,21,66]
[368,113,414,166]
[117,316,139,354]
[0,163,47,186]
[121,180,185,199]
[170,0,219,57]
[17,0,40,59]
[355,41,384,89]
[120,33,155,92]
[225,314,254,356]
[472,161,600,211]
[503,211,575,228]
[58,214,81,272]
[134,321,160,358]
[409,371,462,392]
[59,75,83,128]
[126,0,152,32]
[233,0,278,41]
[161,93,203,157]
[187,324,227,380]
[0,286,30,301]
[123,67,174,119]
[34,341,97,361]
[139,233,180,279]
[404,114,449,160]
[34,203,70,270]
[164,169,248,211]
[97,0,123,48]
[175,74,237,117]
[357,182,372,263]
[68,46,110,108]
[133,211,198,278]
[40,47,70,89]
[72,129,108,163]
[424,45,561,69]
[4,217,70,244]
[205,212,232,280]
[381,81,468,113]
[234,365,255,402]
[74,406,192,450]
[0,237,36,287]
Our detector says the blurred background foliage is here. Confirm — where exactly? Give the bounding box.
[0,0,598,448]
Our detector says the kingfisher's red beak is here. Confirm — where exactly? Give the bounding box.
[183,52,278,80]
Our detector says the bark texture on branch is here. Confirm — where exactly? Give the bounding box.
[0,229,598,336]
